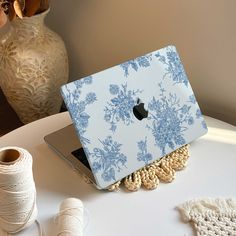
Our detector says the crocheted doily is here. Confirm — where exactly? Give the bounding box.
[178,198,236,236]
[82,144,190,191]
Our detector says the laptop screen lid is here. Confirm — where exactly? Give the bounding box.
[61,45,207,189]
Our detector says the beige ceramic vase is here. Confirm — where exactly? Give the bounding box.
[0,9,69,124]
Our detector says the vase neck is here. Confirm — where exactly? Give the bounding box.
[10,9,49,32]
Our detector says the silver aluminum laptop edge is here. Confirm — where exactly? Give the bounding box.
[44,125,98,187]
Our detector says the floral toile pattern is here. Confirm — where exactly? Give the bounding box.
[60,45,207,188]
[120,54,152,77]
[147,82,194,155]
[187,95,207,130]
[137,137,153,165]
[0,10,69,124]
[91,136,127,182]
[104,83,142,132]
[155,46,188,87]
[188,94,197,104]
[62,76,96,145]
[195,108,207,130]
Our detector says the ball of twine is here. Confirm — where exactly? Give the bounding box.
[0,146,38,234]
[56,198,84,236]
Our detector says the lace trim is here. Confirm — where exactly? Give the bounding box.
[178,198,236,236]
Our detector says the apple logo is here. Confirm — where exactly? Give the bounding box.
[133,98,149,121]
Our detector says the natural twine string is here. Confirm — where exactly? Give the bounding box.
[0,146,38,235]
[55,198,84,236]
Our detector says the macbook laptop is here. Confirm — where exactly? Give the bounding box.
[44,45,207,189]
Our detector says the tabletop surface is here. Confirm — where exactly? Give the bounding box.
[0,112,236,236]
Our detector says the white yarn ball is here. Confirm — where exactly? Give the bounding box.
[57,198,84,236]
[0,146,38,234]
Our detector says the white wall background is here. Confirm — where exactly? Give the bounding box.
[1,0,236,125]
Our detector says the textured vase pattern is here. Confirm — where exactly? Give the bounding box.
[0,9,69,124]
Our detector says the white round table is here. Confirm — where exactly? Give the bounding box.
[0,113,236,236]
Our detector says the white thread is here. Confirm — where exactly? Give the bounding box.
[56,198,84,236]
[0,146,38,234]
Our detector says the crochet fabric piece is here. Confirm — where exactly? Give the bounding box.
[82,144,190,191]
[109,144,189,191]
[178,198,236,236]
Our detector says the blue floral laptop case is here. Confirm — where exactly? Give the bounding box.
[61,45,207,189]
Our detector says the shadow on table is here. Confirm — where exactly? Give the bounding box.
[206,117,236,131]
[176,212,197,236]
